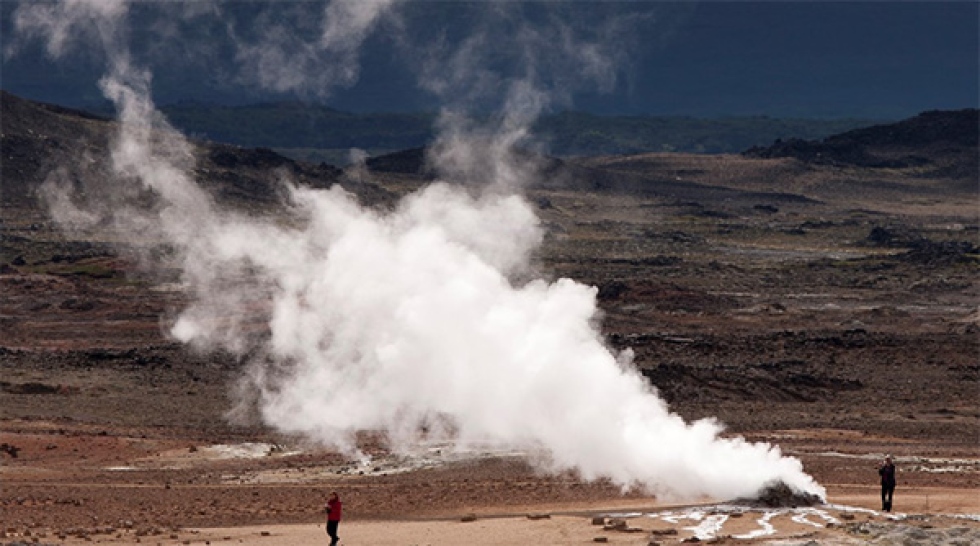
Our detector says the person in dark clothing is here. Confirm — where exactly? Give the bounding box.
[325,491,342,546]
[878,456,896,511]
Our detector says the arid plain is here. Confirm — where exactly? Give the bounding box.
[2,94,978,544]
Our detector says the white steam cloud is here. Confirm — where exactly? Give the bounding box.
[230,0,399,95]
[13,0,825,503]
[8,0,128,60]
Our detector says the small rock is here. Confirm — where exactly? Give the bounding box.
[593,538,608,543]
[460,514,478,523]
[604,518,628,531]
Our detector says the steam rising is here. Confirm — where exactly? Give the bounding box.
[8,0,128,58]
[231,0,398,95]
[12,0,825,502]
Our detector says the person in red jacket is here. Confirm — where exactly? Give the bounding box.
[325,491,342,546]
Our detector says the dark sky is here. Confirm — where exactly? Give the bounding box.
[1,1,977,119]
[616,1,979,117]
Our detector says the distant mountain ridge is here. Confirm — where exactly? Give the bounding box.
[744,109,979,179]
[155,101,879,159]
[3,89,974,222]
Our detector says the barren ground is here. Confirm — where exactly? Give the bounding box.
[2,123,978,544]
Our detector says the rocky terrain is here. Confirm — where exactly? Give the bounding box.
[1,92,977,544]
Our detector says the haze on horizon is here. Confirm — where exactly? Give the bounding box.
[2,0,977,120]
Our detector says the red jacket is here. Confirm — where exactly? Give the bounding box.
[327,499,342,521]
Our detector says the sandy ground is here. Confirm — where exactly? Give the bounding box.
[12,488,978,546]
[2,421,978,545]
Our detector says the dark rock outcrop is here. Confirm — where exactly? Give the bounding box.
[737,480,824,508]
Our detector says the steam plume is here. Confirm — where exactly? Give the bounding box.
[230,0,399,96]
[12,0,825,503]
[8,0,128,58]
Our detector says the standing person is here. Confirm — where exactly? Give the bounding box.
[878,455,896,512]
[325,491,342,546]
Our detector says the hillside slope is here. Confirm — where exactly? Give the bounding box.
[744,109,978,181]
[0,91,390,214]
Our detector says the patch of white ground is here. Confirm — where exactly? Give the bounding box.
[105,440,529,482]
[171,507,980,546]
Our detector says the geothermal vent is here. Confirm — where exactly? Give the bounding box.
[738,480,825,508]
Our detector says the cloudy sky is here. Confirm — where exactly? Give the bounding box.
[2,1,977,118]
